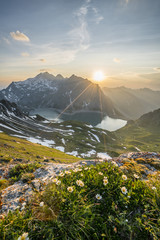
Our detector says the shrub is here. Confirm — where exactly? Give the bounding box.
[9,163,41,182]
[0,179,9,191]
[21,173,35,183]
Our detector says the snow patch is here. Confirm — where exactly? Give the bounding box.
[66,151,78,156]
[90,132,100,142]
[97,152,111,160]
[86,124,92,128]
[26,137,55,147]
[135,147,141,151]
[55,146,65,152]
[81,150,96,158]
[0,123,22,133]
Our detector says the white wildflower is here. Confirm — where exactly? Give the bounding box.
[96,194,102,200]
[121,187,128,195]
[18,232,29,240]
[59,172,65,177]
[52,178,58,183]
[76,180,84,187]
[122,175,127,180]
[103,178,108,186]
[67,186,74,192]
[39,202,44,207]
[56,180,61,185]
[134,174,139,179]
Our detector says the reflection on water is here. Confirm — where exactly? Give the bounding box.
[30,108,127,131]
[96,116,127,131]
[30,108,59,120]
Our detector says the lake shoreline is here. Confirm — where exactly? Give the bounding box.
[29,108,127,131]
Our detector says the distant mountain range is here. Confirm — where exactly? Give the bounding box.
[0,72,121,119]
[102,86,160,120]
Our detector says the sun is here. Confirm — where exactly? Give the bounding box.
[93,71,105,82]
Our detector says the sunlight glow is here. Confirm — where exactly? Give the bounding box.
[93,71,105,82]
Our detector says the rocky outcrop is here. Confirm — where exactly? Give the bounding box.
[0,152,160,215]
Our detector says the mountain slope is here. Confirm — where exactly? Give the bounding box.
[137,108,160,127]
[102,86,160,120]
[116,108,160,153]
[0,100,119,158]
[0,132,80,163]
[0,72,122,118]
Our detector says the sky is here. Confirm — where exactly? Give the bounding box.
[0,0,160,89]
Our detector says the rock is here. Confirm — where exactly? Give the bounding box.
[31,180,41,191]
[0,153,159,214]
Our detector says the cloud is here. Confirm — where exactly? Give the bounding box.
[21,52,30,57]
[92,7,104,24]
[70,1,90,50]
[10,31,30,42]
[39,68,54,72]
[113,58,121,63]
[3,37,10,44]
[40,58,46,62]
[69,0,103,51]
[153,67,160,71]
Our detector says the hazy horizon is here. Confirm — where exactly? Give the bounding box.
[0,0,160,90]
[0,71,160,91]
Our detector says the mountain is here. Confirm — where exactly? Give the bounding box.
[1,100,160,159]
[0,100,119,158]
[102,86,160,120]
[0,99,25,118]
[137,108,160,127]
[116,108,160,153]
[0,72,122,119]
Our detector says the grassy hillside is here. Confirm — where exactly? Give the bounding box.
[116,121,160,153]
[0,132,80,164]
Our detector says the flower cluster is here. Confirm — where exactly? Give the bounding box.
[76,180,84,187]
[103,177,108,186]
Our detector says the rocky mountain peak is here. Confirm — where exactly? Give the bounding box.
[55,74,64,79]
[35,72,55,80]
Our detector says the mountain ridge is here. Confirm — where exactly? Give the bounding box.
[102,86,160,120]
[0,72,122,119]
